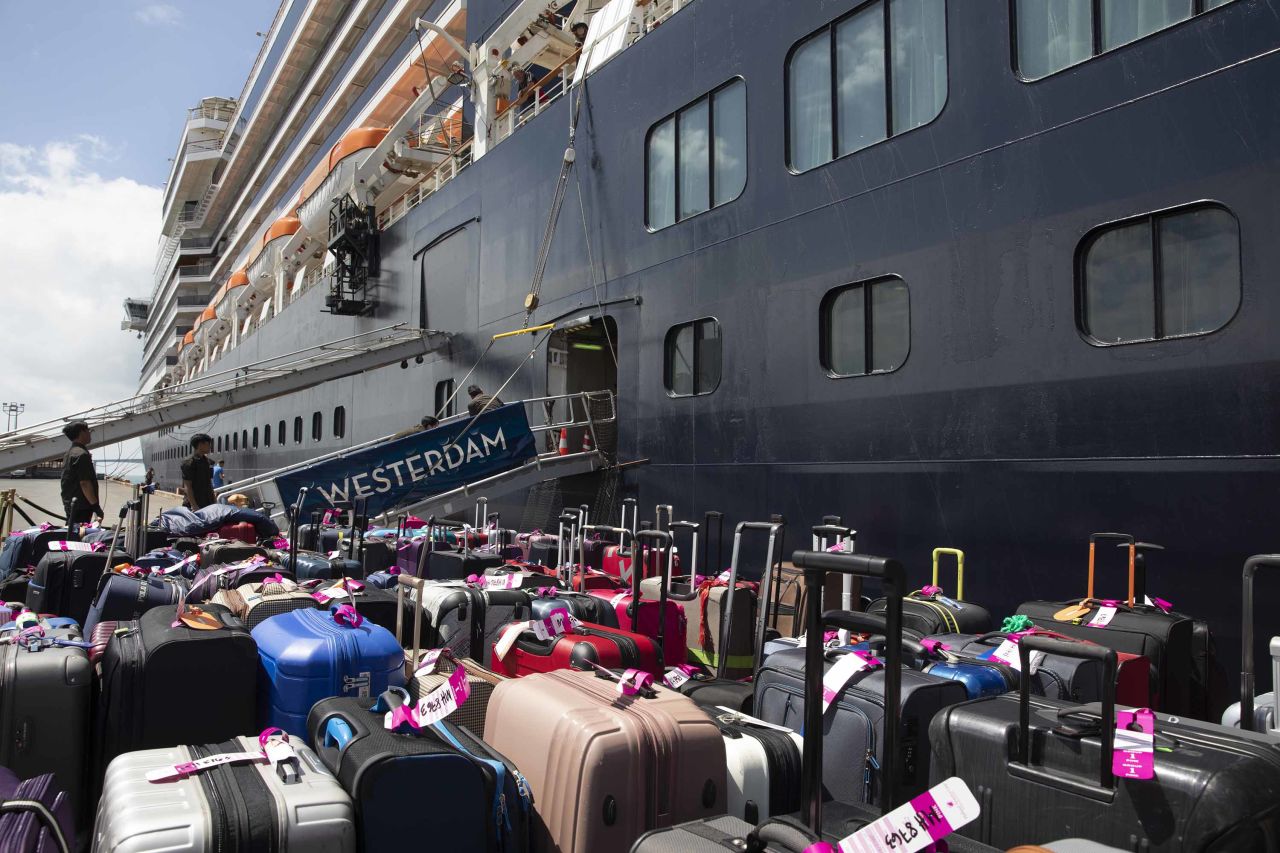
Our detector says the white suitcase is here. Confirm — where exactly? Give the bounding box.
[92,736,355,852]
[706,705,804,823]
[1223,636,1280,733]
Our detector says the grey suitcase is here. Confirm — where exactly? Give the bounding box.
[92,736,355,852]
[0,624,91,823]
[405,577,530,667]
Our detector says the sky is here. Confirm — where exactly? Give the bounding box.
[0,1,271,478]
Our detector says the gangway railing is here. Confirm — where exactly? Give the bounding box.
[221,390,617,525]
[0,324,449,472]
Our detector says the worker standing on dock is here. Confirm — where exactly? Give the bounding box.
[180,433,216,510]
[59,421,102,527]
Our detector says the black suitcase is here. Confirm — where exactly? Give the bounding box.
[307,695,531,853]
[403,575,531,667]
[0,623,92,822]
[0,527,76,575]
[93,603,258,783]
[930,634,1280,850]
[425,549,504,581]
[528,589,617,626]
[634,549,999,853]
[199,539,269,566]
[360,539,397,575]
[26,550,121,625]
[1016,533,1199,716]
[866,547,991,637]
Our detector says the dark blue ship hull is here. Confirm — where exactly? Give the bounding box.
[146,0,1280,706]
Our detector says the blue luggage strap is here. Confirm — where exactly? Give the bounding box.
[430,720,528,843]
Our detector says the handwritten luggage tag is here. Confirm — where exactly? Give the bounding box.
[988,634,1045,674]
[1087,601,1120,628]
[822,650,883,713]
[48,540,94,553]
[662,664,702,689]
[1113,707,1156,780]
[146,728,295,783]
[833,776,980,853]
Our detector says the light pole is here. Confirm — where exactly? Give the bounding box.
[0,402,24,432]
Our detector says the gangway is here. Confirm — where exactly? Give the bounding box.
[221,390,617,525]
[0,324,448,472]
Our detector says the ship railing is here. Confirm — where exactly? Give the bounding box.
[491,48,580,149]
[376,140,475,230]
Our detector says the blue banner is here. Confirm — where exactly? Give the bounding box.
[276,403,538,519]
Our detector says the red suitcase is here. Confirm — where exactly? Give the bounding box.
[216,522,257,544]
[585,527,687,666]
[490,608,662,678]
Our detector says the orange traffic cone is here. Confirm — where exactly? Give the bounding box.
[558,428,569,455]
[582,430,593,452]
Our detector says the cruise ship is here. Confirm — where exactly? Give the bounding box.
[128,0,1280,684]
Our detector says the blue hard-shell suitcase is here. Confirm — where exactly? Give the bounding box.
[308,696,530,853]
[252,606,405,738]
[83,573,187,634]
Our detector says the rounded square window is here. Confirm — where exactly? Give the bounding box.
[1077,203,1239,346]
[820,276,911,377]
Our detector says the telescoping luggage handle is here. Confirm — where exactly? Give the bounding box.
[1015,634,1118,793]
[741,521,786,677]
[812,522,855,642]
[1240,555,1280,733]
[790,548,905,835]
[663,521,701,604]
[1087,532,1137,607]
[634,528,673,661]
[931,547,965,601]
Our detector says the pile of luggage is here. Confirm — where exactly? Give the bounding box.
[1,497,1278,852]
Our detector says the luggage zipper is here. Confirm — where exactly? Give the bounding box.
[769,682,878,800]
[190,744,230,853]
[576,626,641,665]
[433,723,518,847]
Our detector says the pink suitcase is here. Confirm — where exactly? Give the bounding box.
[483,667,727,853]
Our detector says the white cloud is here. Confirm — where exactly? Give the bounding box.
[135,3,182,26]
[0,137,159,476]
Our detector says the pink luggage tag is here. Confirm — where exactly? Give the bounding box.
[483,573,522,590]
[822,650,882,713]
[1087,601,1119,628]
[388,654,474,728]
[835,776,980,853]
[1113,707,1155,780]
[332,604,364,629]
[493,609,578,659]
[271,537,289,549]
[49,541,93,552]
[663,664,701,689]
[1143,595,1172,613]
[157,553,199,576]
[146,728,294,783]
[312,578,364,604]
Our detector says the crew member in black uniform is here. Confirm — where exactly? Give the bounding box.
[59,421,102,526]
[180,433,217,510]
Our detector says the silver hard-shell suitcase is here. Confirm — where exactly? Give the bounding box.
[92,736,355,852]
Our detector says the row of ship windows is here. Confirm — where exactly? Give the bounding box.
[663,201,1242,395]
[645,0,1237,228]
[154,408,349,460]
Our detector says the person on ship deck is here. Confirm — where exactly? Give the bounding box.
[467,385,504,416]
